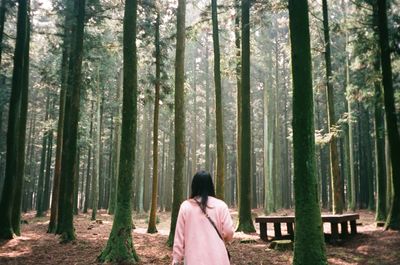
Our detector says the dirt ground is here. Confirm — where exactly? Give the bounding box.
[0,209,399,265]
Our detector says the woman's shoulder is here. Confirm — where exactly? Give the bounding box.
[208,196,229,209]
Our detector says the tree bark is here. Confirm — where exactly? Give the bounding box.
[212,0,225,200]
[322,0,343,215]
[48,13,70,232]
[0,0,30,239]
[376,0,400,230]
[56,0,86,242]
[289,0,327,264]
[108,70,122,215]
[148,11,161,234]
[167,0,186,246]
[98,0,139,262]
[236,0,255,233]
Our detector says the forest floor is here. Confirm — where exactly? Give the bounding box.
[0,209,399,265]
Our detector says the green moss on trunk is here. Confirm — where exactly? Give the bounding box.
[289,0,327,264]
[236,0,255,234]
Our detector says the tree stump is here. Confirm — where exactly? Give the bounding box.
[269,240,293,251]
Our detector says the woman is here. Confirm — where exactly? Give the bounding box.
[172,170,234,265]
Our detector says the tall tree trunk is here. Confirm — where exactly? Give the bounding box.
[236,0,255,233]
[167,0,186,246]
[83,103,93,214]
[91,87,101,221]
[322,0,343,214]
[235,0,241,209]
[44,100,55,212]
[212,0,225,200]
[98,96,104,209]
[148,11,161,234]
[289,1,327,264]
[37,93,50,217]
[56,0,86,242]
[0,0,7,67]
[377,0,400,230]
[0,0,30,239]
[343,1,356,211]
[98,0,139,261]
[205,42,211,170]
[372,2,387,222]
[12,10,30,235]
[108,70,122,215]
[48,15,70,232]
[164,120,174,212]
[142,103,152,212]
[43,128,53,212]
[73,149,80,215]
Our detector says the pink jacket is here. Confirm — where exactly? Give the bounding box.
[172,196,234,265]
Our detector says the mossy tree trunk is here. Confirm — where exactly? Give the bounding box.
[288,0,327,264]
[322,0,343,215]
[0,0,30,240]
[148,11,161,234]
[98,0,139,262]
[376,0,400,231]
[236,0,255,233]
[56,0,86,242]
[167,0,186,247]
[212,0,225,200]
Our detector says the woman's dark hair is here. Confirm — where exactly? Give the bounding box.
[190,170,215,213]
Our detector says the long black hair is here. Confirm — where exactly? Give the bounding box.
[190,170,216,213]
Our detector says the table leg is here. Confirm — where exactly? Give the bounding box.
[331,222,339,243]
[274,223,282,239]
[341,221,349,238]
[287,222,294,239]
[260,222,268,241]
[350,220,357,235]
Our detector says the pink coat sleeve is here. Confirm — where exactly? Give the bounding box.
[221,204,234,242]
[172,203,186,264]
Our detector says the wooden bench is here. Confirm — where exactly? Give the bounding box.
[255,213,359,243]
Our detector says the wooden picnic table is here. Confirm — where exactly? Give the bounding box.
[255,213,359,243]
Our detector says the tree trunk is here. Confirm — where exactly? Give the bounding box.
[0,0,30,239]
[48,14,70,231]
[167,0,186,246]
[236,0,255,233]
[98,96,104,210]
[212,0,225,200]
[12,10,30,236]
[37,93,51,217]
[43,128,53,212]
[289,1,327,264]
[98,0,139,261]
[91,86,101,221]
[148,12,161,234]
[56,0,86,242]
[377,0,400,230]
[205,42,211,170]
[322,0,343,215]
[235,0,241,209]
[108,70,122,215]
[0,0,7,67]
[83,103,94,214]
